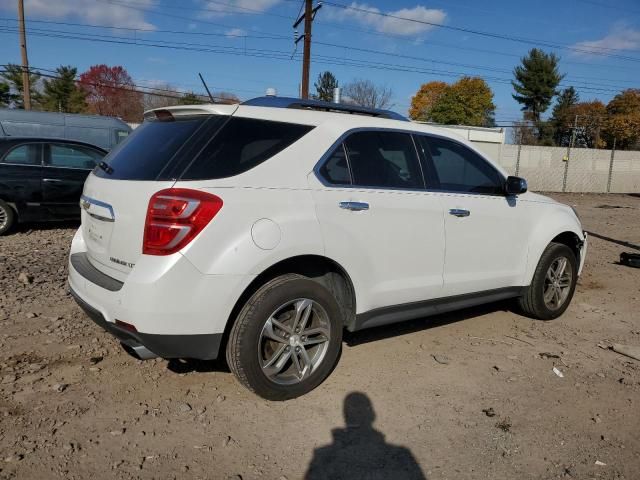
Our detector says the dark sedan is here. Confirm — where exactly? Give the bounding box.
[0,137,107,235]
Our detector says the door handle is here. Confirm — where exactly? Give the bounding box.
[339,201,369,211]
[43,178,63,183]
[449,208,470,217]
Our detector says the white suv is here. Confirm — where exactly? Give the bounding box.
[68,97,587,400]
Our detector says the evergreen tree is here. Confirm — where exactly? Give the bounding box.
[41,66,87,113]
[0,81,11,107]
[0,63,41,108]
[512,49,564,123]
[314,71,339,102]
[550,87,579,146]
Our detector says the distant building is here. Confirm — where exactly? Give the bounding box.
[412,121,505,159]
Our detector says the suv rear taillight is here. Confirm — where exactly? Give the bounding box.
[143,188,223,255]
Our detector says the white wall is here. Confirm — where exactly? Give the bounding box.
[485,144,640,193]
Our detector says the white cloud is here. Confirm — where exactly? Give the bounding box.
[197,0,281,18]
[225,28,247,38]
[0,0,156,29]
[572,24,640,56]
[328,2,446,37]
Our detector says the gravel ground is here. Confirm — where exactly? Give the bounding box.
[0,193,639,480]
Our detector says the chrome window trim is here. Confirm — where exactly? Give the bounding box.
[313,127,507,197]
[0,162,42,168]
[415,133,507,197]
[313,127,428,192]
[0,142,44,167]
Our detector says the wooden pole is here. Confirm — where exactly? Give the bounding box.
[17,0,31,110]
[301,0,312,99]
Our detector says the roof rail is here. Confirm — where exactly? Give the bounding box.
[241,96,408,121]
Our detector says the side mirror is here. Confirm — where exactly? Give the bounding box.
[505,176,527,195]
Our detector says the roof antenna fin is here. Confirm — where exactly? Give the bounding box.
[198,73,215,103]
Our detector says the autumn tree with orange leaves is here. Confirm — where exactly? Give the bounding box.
[409,77,495,127]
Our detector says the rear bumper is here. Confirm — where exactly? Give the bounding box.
[70,287,223,359]
[67,227,255,360]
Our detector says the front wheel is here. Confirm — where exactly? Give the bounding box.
[226,274,343,401]
[519,242,578,320]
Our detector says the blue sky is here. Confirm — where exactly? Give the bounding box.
[0,0,638,125]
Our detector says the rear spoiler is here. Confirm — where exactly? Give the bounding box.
[143,104,239,121]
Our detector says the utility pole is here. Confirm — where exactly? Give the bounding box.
[293,0,321,99]
[17,0,31,110]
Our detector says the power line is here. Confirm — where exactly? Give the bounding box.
[108,0,295,19]
[94,0,291,39]
[0,65,236,102]
[320,0,640,60]
[93,0,640,67]
[0,26,630,96]
[572,0,640,15]
[2,20,636,93]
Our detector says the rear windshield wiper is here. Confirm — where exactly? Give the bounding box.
[97,161,114,175]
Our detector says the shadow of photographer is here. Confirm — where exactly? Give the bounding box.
[305,392,426,480]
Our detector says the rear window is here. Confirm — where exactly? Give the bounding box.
[180,117,313,180]
[94,115,215,180]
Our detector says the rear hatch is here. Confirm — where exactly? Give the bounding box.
[81,105,236,281]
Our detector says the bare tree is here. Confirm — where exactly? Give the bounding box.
[143,83,182,111]
[212,91,240,104]
[342,79,393,109]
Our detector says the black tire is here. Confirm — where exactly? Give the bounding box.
[0,200,15,236]
[226,274,343,401]
[519,242,578,320]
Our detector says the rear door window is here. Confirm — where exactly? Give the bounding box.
[115,129,129,144]
[48,144,105,169]
[94,115,215,180]
[2,144,41,165]
[343,131,424,189]
[181,117,313,180]
[319,144,351,185]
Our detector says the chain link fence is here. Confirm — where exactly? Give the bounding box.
[474,143,640,193]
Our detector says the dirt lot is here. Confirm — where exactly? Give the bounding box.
[0,193,639,480]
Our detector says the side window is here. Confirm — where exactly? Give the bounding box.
[344,131,423,189]
[319,144,351,185]
[418,136,504,194]
[181,117,313,180]
[49,144,104,169]
[2,144,40,165]
[115,130,129,144]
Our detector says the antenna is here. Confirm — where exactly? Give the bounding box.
[198,72,215,103]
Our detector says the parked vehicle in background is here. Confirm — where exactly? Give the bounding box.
[0,137,107,235]
[0,109,131,151]
[68,97,587,401]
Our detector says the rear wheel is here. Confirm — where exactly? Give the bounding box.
[519,242,578,320]
[226,274,343,400]
[0,200,15,236]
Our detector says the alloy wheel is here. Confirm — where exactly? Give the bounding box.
[258,298,331,385]
[0,205,8,231]
[543,256,573,310]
